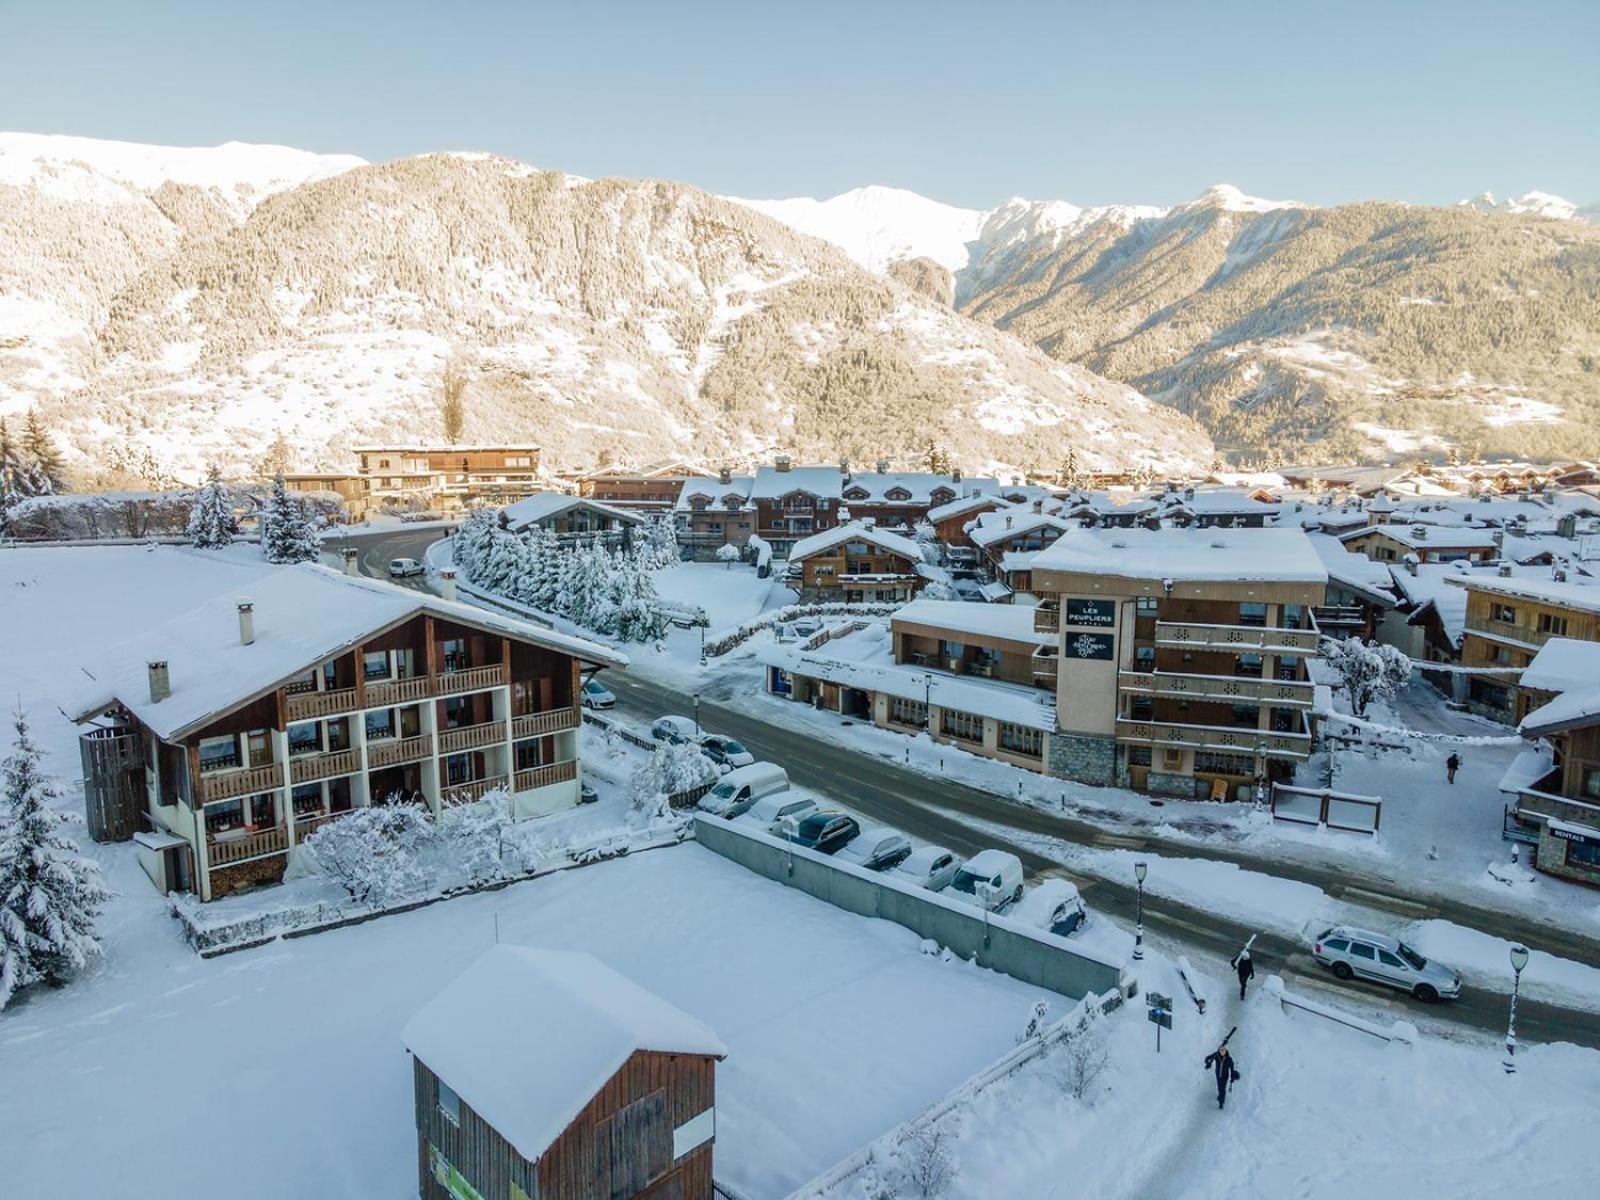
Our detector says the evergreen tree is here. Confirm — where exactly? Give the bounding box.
[22,410,67,495]
[0,708,112,1006]
[530,527,564,610]
[256,431,294,479]
[260,473,321,563]
[186,466,238,549]
[0,419,24,534]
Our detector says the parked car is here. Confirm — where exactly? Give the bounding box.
[578,781,599,805]
[651,715,698,744]
[697,763,789,819]
[1312,926,1461,1002]
[697,733,754,769]
[892,845,965,892]
[580,678,616,709]
[949,850,1025,911]
[740,792,820,835]
[835,827,913,872]
[387,557,424,578]
[783,811,861,856]
[1013,879,1088,937]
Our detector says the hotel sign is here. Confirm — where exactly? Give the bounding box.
[1065,598,1116,628]
[1066,632,1115,661]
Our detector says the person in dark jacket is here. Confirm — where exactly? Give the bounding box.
[1205,1044,1240,1109]
[1446,753,1461,784]
[1233,949,1256,1000]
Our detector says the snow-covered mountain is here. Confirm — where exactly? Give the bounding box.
[1455,190,1591,222]
[0,136,1212,482]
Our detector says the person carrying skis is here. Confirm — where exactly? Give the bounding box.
[1205,1043,1240,1109]
[1446,753,1461,784]
[1232,948,1256,1000]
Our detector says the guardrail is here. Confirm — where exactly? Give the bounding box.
[1264,975,1415,1043]
[198,762,283,803]
[206,825,289,866]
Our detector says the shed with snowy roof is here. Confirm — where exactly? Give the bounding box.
[404,946,727,1200]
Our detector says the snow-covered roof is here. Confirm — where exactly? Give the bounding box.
[1157,488,1277,516]
[750,465,844,501]
[839,472,997,505]
[789,521,922,563]
[1520,685,1600,736]
[1341,525,1503,550]
[1387,563,1471,645]
[1307,533,1397,606]
[402,947,725,1163]
[73,563,624,741]
[1033,527,1328,584]
[968,509,1074,549]
[1520,638,1600,695]
[891,599,1052,646]
[500,492,642,531]
[674,475,755,511]
[1446,572,1600,614]
[927,493,1006,524]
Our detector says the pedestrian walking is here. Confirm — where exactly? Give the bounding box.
[1232,948,1255,1000]
[1204,1043,1240,1109]
[1446,752,1461,784]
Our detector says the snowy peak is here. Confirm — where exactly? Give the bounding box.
[730,185,985,273]
[1456,190,1588,222]
[1171,183,1308,215]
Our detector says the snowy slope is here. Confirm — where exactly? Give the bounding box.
[1455,190,1589,222]
[730,185,986,273]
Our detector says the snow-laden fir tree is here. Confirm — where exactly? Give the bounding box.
[0,708,112,1007]
[1320,636,1413,717]
[629,740,716,819]
[303,801,433,905]
[259,473,322,563]
[452,508,498,579]
[186,465,238,549]
[528,526,564,610]
[23,409,68,496]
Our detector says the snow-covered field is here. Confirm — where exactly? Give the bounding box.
[651,560,796,632]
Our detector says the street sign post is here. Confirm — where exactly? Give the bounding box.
[1147,992,1173,1052]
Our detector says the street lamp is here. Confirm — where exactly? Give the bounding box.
[923,672,933,731]
[1133,860,1148,962]
[1504,942,1530,1074]
[693,692,701,738]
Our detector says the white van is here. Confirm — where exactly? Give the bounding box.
[739,791,819,835]
[697,763,789,819]
[949,849,1025,911]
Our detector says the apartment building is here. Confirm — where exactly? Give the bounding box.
[1451,572,1600,723]
[837,464,997,530]
[354,444,542,508]
[574,462,694,513]
[280,471,372,520]
[1031,528,1328,801]
[674,469,757,554]
[73,564,621,901]
[786,521,928,603]
[501,492,645,547]
[1341,524,1502,565]
[749,458,844,556]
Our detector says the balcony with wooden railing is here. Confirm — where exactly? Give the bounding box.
[206,824,289,866]
[198,762,283,803]
[1153,621,1320,655]
[367,733,434,769]
[436,663,505,697]
[293,808,356,839]
[1118,670,1315,708]
[513,706,580,740]
[438,720,506,754]
[442,775,509,806]
[1033,603,1059,634]
[364,674,435,707]
[289,747,360,785]
[1031,647,1059,682]
[286,687,359,722]
[1463,617,1547,651]
[1114,716,1313,760]
[514,759,578,793]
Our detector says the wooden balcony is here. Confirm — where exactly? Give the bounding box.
[1464,618,1547,651]
[206,825,289,866]
[289,747,360,785]
[439,720,506,754]
[286,687,358,722]
[514,759,578,792]
[294,808,356,839]
[1154,621,1319,655]
[1033,604,1059,634]
[198,762,283,803]
[1118,670,1315,708]
[442,775,509,806]
[367,733,434,769]
[1031,648,1059,681]
[436,663,505,697]
[1115,717,1313,760]
[513,706,580,740]
[364,675,434,707]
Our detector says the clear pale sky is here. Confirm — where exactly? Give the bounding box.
[4,0,1595,208]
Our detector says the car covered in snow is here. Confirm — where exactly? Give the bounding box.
[1012,879,1088,937]
[834,827,913,872]
[580,678,616,709]
[782,811,860,856]
[948,849,1025,911]
[696,763,789,818]
[387,557,425,578]
[650,715,698,744]
[1312,926,1461,1002]
[739,792,819,836]
[891,845,965,893]
[697,733,754,769]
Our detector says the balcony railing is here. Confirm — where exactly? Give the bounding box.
[437,663,506,697]
[289,747,360,785]
[442,775,509,806]
[206,825,289,866]
[514,759,578,792]
[1115,717,1313,760]
[294,808,356,839]
[1033,604,1059,634]
[365,675,434,707]
[1465,618,1548,650]
[198,762,282,803]
[286,687,358,722]
[439,720,506,754]
[1118,670,1315,708]
[1031,648,1059,680]
[512,706,580,740]
[367,733,434,769]
[1154,621,1320,654]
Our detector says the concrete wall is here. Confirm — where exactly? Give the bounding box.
[693,815,1130,1001]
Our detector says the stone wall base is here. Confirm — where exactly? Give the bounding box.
[1047,732,1117,786]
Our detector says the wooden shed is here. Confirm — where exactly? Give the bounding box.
[403,946,726,1200]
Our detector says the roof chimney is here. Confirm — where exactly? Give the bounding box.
[952,467,962,482]
[440,568,458,603]
[1033,499,1043,513]
[147,660,170,704]
[840,457,851,482]
[342,547,360,576]
[876,458,889,475]
[1498,562,1513,577]
[237,600,255,646]
[775,453,792,473]
[1005,514,1013,529]
[1403,553,1418,576]
[719,464,732,486]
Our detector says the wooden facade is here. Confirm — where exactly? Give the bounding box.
[792,540,922,603]
[356,445,543,507]
[1458,583,1600,722]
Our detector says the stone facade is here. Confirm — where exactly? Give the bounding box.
[1047,732,1117,786]
[1146,770,1199,799]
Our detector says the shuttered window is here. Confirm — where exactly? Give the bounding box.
[605,1090,670,1200]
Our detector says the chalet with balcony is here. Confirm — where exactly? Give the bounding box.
[674,469,756,555]
[355,444,542,509]
[1031,528,1328,801]
[281,472,372,520]
[749,458,843,556]
[500,492,645,547]
[72,564,622,902]
[405,946,726,1200]
[928,493,1008,548]
[1340,524,1502,565]
[786,521,927,603]
[1450,572,1600,722]
[836,463,997,531]
[575,462,693,513]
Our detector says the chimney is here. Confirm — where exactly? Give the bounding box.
[1185,486,1195,500]
[1498,562,1513,577]
[1005,514,1013,529]
[342,547,360,576]
[1032,498,1043,513]
[952,468,962,482]
[147,660,170,704]
[1404,553,1419,576]
[441,568,459,603]
[237,601,255,646]
[1554,566,1569,583]
[1412,526,1427,541]
[1557,514,1577,539]
[719,464,732,486]
[840,457,851,482]
[876,458,889,475]
[775,454,792,473]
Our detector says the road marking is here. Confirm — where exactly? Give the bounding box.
[1092,834,1146,850]
[1338,887,1434,919]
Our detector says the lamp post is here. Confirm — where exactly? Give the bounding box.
[1133,860,1148,962]
[923,672,933,731]
[1504,942,1530,1074]
[693,692,701,738]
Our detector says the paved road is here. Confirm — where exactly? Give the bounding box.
[326,526,448,593]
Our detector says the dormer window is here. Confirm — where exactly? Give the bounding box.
[930,488,954,504]
[844,487,869,501]
[885,487,911,502]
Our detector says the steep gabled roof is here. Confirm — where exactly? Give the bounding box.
[788,520,922,563]
[501,492,643,531]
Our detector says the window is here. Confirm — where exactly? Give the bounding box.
[437,1079,461,1126]
[1238,602,1267,627]
[1136,597,1159,617]
[199,735,240,773]
[1583,768,1600,800]
[1275,655,1300,682]
[506,456,531,468]
[1126,745,1153,767]
[1230,703,1260,726]
[1490,603,1518,623]
[287,722,321,756]
[941,709,983,742]
[363,651,391,680]
[889,697,927,726]
[249,794,276,828]
[204,798,244,833]
[1130,696,1154,720]
[445,753,474,785]
[443,697,471,729]
[999,723,1042,756]
[1281,604,1305,630]
[1134,646,1155,670]
[1570,839,1600,869]
[1537,613,1569,636]
[292,783,323,818]
[1349,942,1376,961]
[1378,950,1405,968]
[1195,751,1254,775]
[365,708,396,740]
[440,638,469,672]
[1323,937,1350,953]
[1236,654,1264,678]
[940,640,966,660]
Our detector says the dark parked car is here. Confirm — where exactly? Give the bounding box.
[783,811,861,856]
